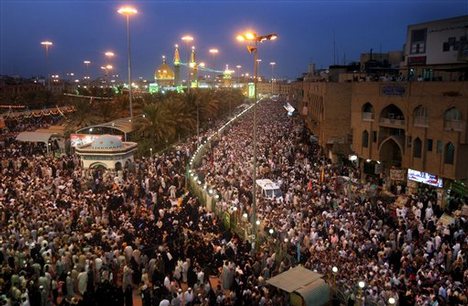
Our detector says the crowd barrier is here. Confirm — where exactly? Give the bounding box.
[186,100,265,242]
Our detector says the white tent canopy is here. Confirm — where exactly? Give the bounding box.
[16,131,60,144]
[267,266,322,293]
[266,266,330,306]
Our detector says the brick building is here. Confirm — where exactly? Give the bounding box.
[298,82,353,161]
[351,81,468,187]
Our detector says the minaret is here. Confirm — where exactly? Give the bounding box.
[173,44,181,86]
[223,64,232,87]
[190,46,198,88]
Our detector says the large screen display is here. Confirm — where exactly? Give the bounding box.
[408,168,443,188]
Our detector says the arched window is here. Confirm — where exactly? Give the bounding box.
[413,105,428,126]
[380,104,405,125]
[444,107,462,121]
[362,102,374,120]
[444,142,455,164]
[362,130,369,148]
[413,138,422,158]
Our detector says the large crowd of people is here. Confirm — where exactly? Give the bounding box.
[0,99,466,306]
[196,99,467,306]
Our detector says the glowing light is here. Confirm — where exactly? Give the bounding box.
[236,35,245,42]
[388,298,396,305]
[41,41,53,46]
[245,32,256,40]
[358,281,365,289]
[209,48,219,54]
[83,60,91,64]
[105,51,115,57]
[269,229,274,234]
[181,35,194,42]
[236,65,242,69]
[332,266,338,273]
[117,6,138,16]
[255,220,260,225]
[105,65,113,70]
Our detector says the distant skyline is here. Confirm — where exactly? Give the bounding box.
[1,0,467,80]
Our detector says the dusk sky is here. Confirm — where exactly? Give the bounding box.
[1,0,467,80]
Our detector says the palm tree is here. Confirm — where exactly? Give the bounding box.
[65,98,105,133]
[167,96,196,139]
[133,102,177,150]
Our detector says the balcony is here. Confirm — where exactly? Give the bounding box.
[413,117,429,127]
[444,120,466,132]
[380,117,405,128]
[362,112,374,121]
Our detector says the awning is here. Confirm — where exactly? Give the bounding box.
[76,117,134,134]
[295,279,330,306]
[267,266,329,306]
[16,131,60,144]
[266,266,323,293]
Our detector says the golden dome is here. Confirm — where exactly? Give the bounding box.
[155,56,175,81]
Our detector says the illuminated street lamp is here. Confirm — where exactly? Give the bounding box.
[83,60,91,84]
[41,40,53,89]
[101,65,113,86]
[117,5,138,119]
[181,35,194,91]
[332,266,338,290]
[358,281,366,305]
[270,61,276,94]
[209,48,219,81]
[236,30,278,246]
[236,65,242,84]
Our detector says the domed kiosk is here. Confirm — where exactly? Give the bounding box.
[75,134,137,170]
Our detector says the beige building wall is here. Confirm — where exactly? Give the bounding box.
[351,81,468,181]
[299,82,352,158]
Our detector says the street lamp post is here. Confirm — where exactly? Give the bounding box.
[101,65,113,89]
[358,281,366,306]
[83,60,91,86]
[236,31,277,247]
[41,40,53,89]
[236,65,242,85]
[209,48,219,84]
[181,35,194,92]
[117,6,137,119]
[270,61,276,95]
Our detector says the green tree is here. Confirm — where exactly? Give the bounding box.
[133,102,177,151]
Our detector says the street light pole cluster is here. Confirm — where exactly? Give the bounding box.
[236,31,277,245]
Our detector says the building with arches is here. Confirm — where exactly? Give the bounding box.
[351,81,468,197]
[75,134,137,170]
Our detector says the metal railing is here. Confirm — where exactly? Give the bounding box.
[186,100,263,241]
[362,112,374,121]
[379,117,405,126]
[444,120,466,132]
[413,117,429,127]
